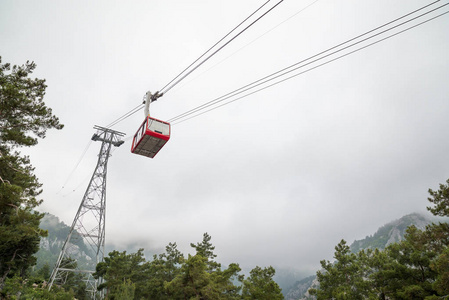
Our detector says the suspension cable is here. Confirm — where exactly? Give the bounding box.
[159,0,285,95]
[104,1,445,129]
[168,1,447,124]
[105,1,285,130]
[159,0,272,94]
[172,0,321,92]
[105,103,144,129]
[173,11,448,125]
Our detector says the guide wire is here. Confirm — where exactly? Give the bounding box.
[56,139,93,195]
[168,1,447,124]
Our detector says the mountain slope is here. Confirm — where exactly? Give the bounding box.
[35,213,95,270]
[284,212,442,300]
[350,212,433,253]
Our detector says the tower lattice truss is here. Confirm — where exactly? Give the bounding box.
[48,126,125,298]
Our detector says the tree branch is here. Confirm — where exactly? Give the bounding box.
[0,174,11,184]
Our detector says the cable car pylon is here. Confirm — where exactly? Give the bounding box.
[48,126,125,299]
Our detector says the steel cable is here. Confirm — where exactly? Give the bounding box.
[159,0,285,95]
[168,2,448,124]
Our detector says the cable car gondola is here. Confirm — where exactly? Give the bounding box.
[131,92,170,158]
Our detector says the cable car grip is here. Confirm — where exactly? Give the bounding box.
[143,91,164,117]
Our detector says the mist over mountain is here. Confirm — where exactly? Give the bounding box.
[36,213,95,271]
[37,211,446,299]
[349,212,439,253]
[283,212,447,300]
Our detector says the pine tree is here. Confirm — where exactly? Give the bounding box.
[310,179,449,300]
[94,249,147,299]
[427,179,449,298]
[0,57,63,290]
[241,266,284,300]
[142,242,184,299]
[309,240,376,300]
[428,178,449,217]
[190,232,221,272]
[95,234,284,300]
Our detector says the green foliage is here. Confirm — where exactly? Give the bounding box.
[382,226,438,298]
[428,178,449,217]
[0,57,63,148]
[241,266,283,300]
[142,242,184,299]
[95,233,282,300]
[431,246,449,295]
[0,57,63,291]
[115,279,136,300]
[191,232,221,272]
[94,248,147,299]
[164,254,211,299]
[31,262,51,285]
[165,254,244,300]
[311,179,449,300]
[0,274,74,299]
[57,257,88,299]
[309,240,377,300]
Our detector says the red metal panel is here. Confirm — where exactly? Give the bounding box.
[131,116,170,158]
[131,117,148,153]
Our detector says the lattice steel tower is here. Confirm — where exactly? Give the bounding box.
[48,126,125,298]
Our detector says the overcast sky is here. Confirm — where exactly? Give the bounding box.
[1,0,449,276]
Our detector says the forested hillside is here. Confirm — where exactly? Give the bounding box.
[93,233,284,299]
[284,212,447,300]
[350,213,438,253]
[307,180,449,299]
[37,210,446,299]
[35,213,95,271]
[34,216,284,299]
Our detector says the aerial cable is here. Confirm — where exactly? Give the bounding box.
[104,0,443,129]
[159,0,272,94]
[159,0,285,95]
[173,0,321,92]
[173,10,449,126]
[168,0,443,123]
[104,0,283,130]
[106,103,144,129]
[169,3,448,124]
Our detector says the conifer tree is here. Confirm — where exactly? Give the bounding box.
[143,242,184,299]
[0,57,63,290]
[95,234,284,300]
[310,179,449,300]
[309,240,376,299]
[242,266,283,300]
[94,249,148,299]
[428,178,449,217]
[190,232,221,271]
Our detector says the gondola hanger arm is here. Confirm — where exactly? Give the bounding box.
[143,91,164,117]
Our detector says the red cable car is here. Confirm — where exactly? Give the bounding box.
[131,92,170,158]
[131,116,170,158]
